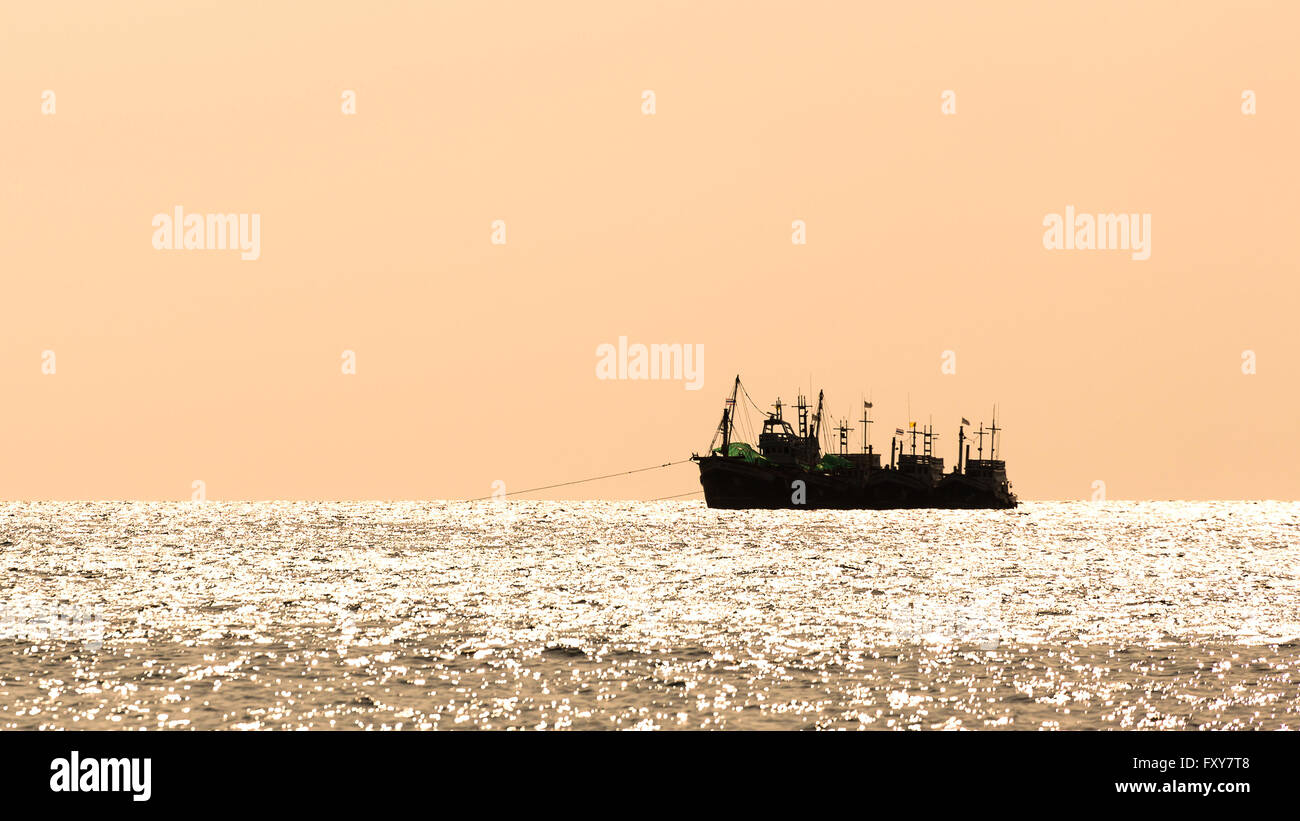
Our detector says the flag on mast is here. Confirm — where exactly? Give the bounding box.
[961,417,970,425]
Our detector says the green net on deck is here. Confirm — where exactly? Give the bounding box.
[814,453,854,472]
[711,442,769,464]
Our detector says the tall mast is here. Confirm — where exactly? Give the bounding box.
[906,395,912,455]
[716,375,740,456]
[957,421,966,473]
[861,400,873,454]
[812,389,824,441]
[989,405,1001,461]
[922,423,939,460]
[728,376,739,445]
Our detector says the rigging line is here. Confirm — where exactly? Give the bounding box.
[739,400,756,445]
[649,489,704,501]
[735,385,756,445]
[469,460,693,500]
[737,379,767,414]
[712,379,751,452]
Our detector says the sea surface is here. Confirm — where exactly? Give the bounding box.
[1,500,1298,730]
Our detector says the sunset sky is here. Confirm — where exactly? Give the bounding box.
[3,1,1297,501]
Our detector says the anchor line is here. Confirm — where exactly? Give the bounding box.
[649,489,704,501]
[470,459,694,500]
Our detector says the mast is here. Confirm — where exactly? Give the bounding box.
[811,389,824,441]
[861,401,873,455]
[716,375,740,456]
[922,424,938,459]
[957,422,966,473]
[989,406,1001,461]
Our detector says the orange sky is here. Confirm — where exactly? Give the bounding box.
[2,1,1297,501]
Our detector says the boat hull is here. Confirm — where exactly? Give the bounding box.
[695,456,1017,510]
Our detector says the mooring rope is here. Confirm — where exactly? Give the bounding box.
[649,489,703,501]
[469,459,694,500]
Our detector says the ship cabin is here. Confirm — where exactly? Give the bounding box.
[844,452,882,471]
[963,458,1006,479]
[758,414,820,466]
[898,453,945,484]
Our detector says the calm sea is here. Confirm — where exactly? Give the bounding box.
[2,501,1297,730]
